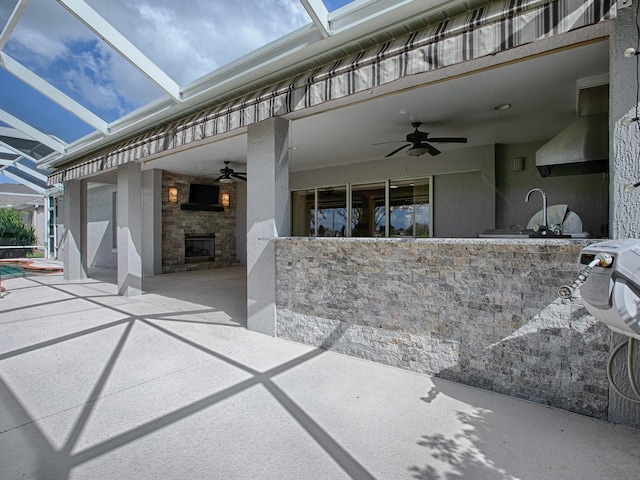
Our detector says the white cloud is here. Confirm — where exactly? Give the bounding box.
[60,43,137,116]
[2,0,311,118]
[5,0,88,67]
[98,0,311,83]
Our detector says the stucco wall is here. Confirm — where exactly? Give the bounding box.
[611,4,640,238]
[496,141,609,237]
[433,170,493,237]
[29,206,46,248]
[235,180,247,265]
[274,237,624,420]
[87,184,116,269]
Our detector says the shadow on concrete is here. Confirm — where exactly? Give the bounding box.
[88,265,248,327]
[408,376,639,480]
[0,273,376,480]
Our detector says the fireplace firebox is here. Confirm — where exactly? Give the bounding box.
[185,234,215,263]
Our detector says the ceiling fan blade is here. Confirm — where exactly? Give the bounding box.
[231,173,247,181]
[385,144,410,157]
[233,171,246,176]
[425,143,441,156]
[427,137,468,143]
[372,140,406,145]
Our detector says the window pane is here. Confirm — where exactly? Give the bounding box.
[351,183,385,237]
[389,178,430,237]
[317,186,347,237]
[291,189,315,236]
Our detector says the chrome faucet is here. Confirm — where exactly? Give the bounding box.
[525,188,548,234]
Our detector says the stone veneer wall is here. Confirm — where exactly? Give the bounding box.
[275,238,614,419]
[162,171,237,273]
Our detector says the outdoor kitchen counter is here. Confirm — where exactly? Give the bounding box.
[276,236,602,246]
[397,236,603,254]
[273,236,613,420]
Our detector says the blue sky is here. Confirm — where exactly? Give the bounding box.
[324,0,354,11]
[0,0,357,184]
[0,0,355,138]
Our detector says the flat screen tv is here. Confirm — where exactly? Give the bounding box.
[188,184,219,205]
[181,183,223,211]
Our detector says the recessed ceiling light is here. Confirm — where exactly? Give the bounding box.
[494,103,512,111]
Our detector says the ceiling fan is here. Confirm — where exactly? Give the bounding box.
[214,161,246,183]
[378,122,467,157]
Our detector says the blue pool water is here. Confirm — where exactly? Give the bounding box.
[0,264,31,279]
[0,263,58,279]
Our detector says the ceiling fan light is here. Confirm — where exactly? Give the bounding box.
[407,146,429,156]
[219,177,234,184]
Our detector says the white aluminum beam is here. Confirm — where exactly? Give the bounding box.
[0,144,19,157]
[0,139,38,163]
[57,0,182,102]
[0,109,67,153]
[300,0,330,38]
[0,169,46,194]
[0,158,48,181]
[0,0,30,49]
[0,53,109,134]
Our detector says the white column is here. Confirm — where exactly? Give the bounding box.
[62,179,87,280]
[246,117,290,336]
[235,180,247,265]
[117,162,143,296]
[142,169,162,275]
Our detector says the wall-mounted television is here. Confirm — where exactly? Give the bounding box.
[189,184,219,205]
[181,183,223,211]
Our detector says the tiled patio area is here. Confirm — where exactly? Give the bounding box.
[0,264,638,479]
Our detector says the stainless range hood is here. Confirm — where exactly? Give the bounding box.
[536,83,609,177]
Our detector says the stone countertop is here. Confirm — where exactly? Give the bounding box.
[276,237,604,246]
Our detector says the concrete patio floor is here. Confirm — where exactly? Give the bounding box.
[0,264,638,480]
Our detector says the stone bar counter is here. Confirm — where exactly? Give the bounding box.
[274,237,619,420]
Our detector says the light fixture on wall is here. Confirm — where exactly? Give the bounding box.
[622,116,640,126]
[624,47,640,58]
[221,192,230,207]
[168,186,178,203]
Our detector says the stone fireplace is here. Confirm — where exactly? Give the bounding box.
[162,171,237,273]
[185,234,215,263]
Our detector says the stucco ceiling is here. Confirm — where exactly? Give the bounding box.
[140,38,609,181]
